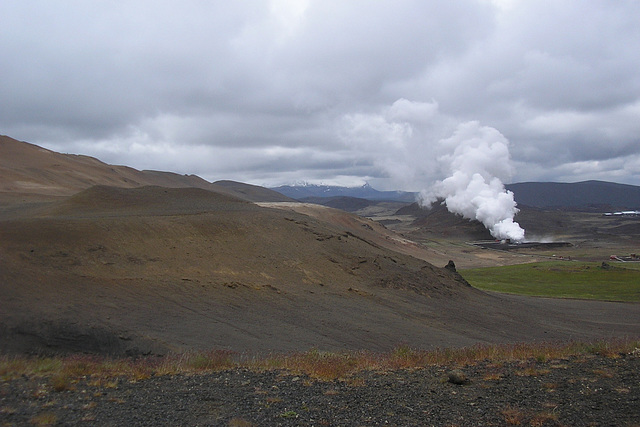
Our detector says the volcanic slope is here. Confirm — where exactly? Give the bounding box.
[0,135,292,204]
[2,185,639,356]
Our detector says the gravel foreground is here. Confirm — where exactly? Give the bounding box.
[2,353,639,426]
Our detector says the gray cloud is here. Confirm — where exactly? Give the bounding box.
[1,0,639,188]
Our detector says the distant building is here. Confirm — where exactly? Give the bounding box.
[603,210,640,217]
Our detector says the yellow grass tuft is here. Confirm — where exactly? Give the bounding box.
[49,373,74,392]
[482,372,504,381]
[529,410,558,426]
[592,368,614,378]
[501,406,525,425]
[29,412,57,426]
[228,418,257,427]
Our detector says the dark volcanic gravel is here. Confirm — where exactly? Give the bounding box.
[2,353,639,426]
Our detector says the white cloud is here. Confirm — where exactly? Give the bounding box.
[1,0,639,187]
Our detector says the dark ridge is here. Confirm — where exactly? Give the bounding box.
[506,180,640,211]
[394,202,430,217]
[401,202,493,240]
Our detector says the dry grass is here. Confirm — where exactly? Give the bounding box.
[515,366,551,377]
[154,349,236,376]
[501,406,525,425]
[29,412,57,426]
[49,373,74,392]
[500,406,559,426]
[251,349,381,380]
[592,368,614,378]
[228,418,257,427]
[529,411,559,426]
[1,337,638,383]
[248,337,638,380]
[482,372,504,381]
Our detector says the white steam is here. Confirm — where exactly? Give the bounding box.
[342,99,525,241]
[418,122,525,241]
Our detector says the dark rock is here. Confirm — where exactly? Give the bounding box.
[447,369,468,385]
[444,260,457,272]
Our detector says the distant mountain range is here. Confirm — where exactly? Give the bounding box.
[505,181,640,211]
[271,181,640,211]
[270,183,416,202]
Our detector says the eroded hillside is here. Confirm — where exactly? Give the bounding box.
[0,186,475,354]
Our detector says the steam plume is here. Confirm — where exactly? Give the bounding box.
[342,99,525,241]
[418,121,525,241]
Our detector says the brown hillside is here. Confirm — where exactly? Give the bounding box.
[1,185,472,354]
[0,135,291,203]
[0,135,167,196]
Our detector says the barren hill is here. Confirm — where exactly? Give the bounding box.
[1,185,476,354]
[0,135,291,203]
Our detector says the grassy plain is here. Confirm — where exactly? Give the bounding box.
[460,261,640,302]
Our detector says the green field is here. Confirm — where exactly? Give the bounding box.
[460,261,640,302]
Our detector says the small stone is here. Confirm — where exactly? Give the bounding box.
[448,369,468,385]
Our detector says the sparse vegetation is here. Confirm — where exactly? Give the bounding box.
[279,410,298,418]
[228,418,257,427]
[29,412,57,426]
[49,372,74,392]
[1,338,637,383]
[1,338,638,425]
[501,405,525,425]
[460,261,640,302]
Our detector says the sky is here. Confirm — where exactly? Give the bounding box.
[2,0,640,190]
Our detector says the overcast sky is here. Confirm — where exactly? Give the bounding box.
[2,1,639,190]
